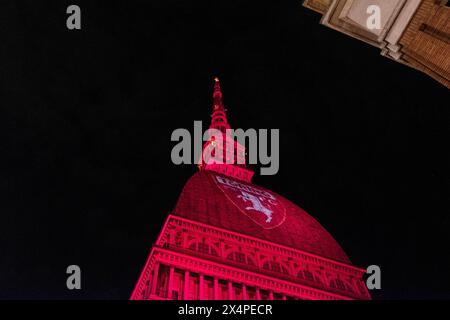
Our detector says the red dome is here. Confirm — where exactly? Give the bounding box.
[172,171,351,264]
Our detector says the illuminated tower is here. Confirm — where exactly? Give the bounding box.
[130,78,371,300]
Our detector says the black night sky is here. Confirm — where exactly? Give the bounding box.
[0,0,449,300]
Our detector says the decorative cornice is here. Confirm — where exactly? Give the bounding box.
[154,247,354,300]
[164,214,366,277]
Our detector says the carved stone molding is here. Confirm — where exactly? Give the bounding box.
[148,215,369,299]
[153,247,354,300]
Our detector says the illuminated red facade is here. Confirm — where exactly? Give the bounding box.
[130,79,370,300]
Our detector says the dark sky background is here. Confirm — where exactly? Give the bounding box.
[0,0,449,300]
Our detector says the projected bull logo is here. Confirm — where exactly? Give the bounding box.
[238,191,273,223]
[214,175,286,229]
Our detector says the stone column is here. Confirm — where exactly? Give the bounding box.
[228,281,234,300]
[182,231,188,248]
[256,287,261,300]
[242,284,248,300]
[214,277,220,300]
[219,240,225,259]
[167,266,175,299]
[255,249,261,269]
[151,262,160,296]
[183,270,190,300]
[199,274,205,300]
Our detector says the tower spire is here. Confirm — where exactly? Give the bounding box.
[209,77,230,133]
[198,77,254,183]
[213,77,224,111]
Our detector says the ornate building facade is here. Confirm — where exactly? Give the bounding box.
[304,0,450,88]
[130,79,370,300]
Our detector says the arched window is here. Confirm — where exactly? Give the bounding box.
[263,260,289,275]
[329,278,353,292]
[226,250,256,266]
[297,270,322,283]
[188,239,218,256]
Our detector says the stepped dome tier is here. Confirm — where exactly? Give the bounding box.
[173,170,351,264]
